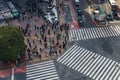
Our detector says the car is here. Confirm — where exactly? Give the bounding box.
[78,19,84,26]
[74,0,79,6]
[111,5,120,11]
[77,9,82,16]
[112,11,119,19]
[106,14,113,21]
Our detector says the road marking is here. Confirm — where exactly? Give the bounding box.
[66,48,83,66]
[70,48,85,68]
[57,45,120,80]
[11,68,14,80]
[26,60,59,80]
[68,26,120,41]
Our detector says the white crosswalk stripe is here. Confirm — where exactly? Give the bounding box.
[26,60,60,80]
[57,45,120,80]
[69,26,120,41]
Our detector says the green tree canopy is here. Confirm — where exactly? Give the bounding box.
[0,26,26,64]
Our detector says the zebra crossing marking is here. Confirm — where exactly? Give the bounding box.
[61,46,79,64]
[109,26,115,36]
[69,48,85,68]
[77,51,92,72]
[26,60,59,80]
[57,45,120,80]
[106,27,112,37]
[82,54,98,75]
[88,28,93,39]
[57,45,77,63]
[66,48,83,67]
[95,28,100,38]
[100,27,106,37]
[69,26,120,41]
[65,48,83,66]
[110,26,118,36]
[92,58,109,79]
[95,59,112,80]
[80,52,95,73]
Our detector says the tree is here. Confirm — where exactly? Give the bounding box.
[0,26,26,64]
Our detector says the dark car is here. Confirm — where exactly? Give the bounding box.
[78,19,84,26]
[77,9,82,16]
[106,14,113,21]
[111,5,120,11]
[112,11,119,19]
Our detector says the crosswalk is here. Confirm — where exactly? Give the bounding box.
[26,60,60,80]
[69,25,120,41]
[57,45,120,80]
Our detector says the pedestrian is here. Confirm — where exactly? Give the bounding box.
[36,51,39,56]
[59,44,62,48]
[39,54,41,59]
[63,42,66,48]
[55,50,57,56]
[18,26,21,30]
[67,25,69,30]
[27,38,29,42]
[45,36,47,42]
[56,40,59,46]
[60,26,62,32]
[31,16,33,19]
[35,33,38,38]
[45,51,48,57]
[37,26,39,30]
[33,40,35,44]
[41,34,44,39]
[48,29,50,35]
[28,32,30,36]
[65,36,67,43]
[29,42,31,48]
[52,39,54,44]
[59,50,61,54]
[44,43,47,48]
[39,40,42,44]
[28,53,31,60]
[26,23,30,28]
[35,25,37,30]
[22,17,25,21]
[27,48,30,53]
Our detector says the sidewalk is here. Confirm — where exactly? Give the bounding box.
[0,0,70,78]
[116,0,120,9]
[0,66,26,78]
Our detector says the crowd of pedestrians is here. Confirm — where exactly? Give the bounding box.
[7,0,69,62]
